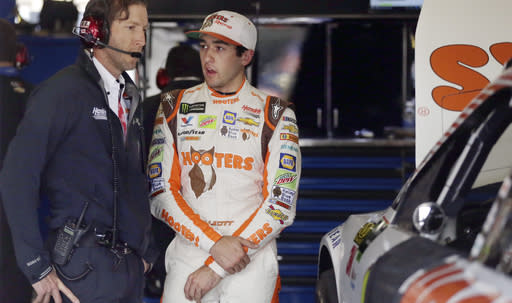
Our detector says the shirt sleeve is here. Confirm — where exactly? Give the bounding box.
[204,104,301,276]
[0,82,77,284]
[235,106,301,253]
[148,95,222,254]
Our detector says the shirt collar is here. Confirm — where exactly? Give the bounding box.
[92,57,125,95]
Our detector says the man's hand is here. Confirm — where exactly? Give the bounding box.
[142,258,151,273]
[184,265,222,303]
[209,236,258,274]
[32,268,79,303]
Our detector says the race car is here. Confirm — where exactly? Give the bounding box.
[363,171,512,303]
[316,64,512,303]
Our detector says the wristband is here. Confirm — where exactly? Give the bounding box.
[207,260,227,278]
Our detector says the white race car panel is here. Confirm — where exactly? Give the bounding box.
[320,207,413,303]
[415,0,512,187]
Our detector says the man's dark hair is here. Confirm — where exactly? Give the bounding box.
[166,43,203,79]
[236,45,254,67]
[0,18,17,63]
[83,0,146,45]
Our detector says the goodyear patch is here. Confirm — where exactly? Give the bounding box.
[280,133,299,144]
[148,163,162,179]
[151,138,165,146]
[279,153,296,172]
[265,205,288,224]
[198,115,217,129]
[222,111,237,125]
[273,170,298,189]
[148,145,164,164]
[271,185,296,207]
[180,102,206,114]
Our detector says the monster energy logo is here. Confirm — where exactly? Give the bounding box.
[180,102,206,114]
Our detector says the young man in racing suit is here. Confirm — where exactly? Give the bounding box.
[148,10,301,303]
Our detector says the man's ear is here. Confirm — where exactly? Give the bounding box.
[241,49,254,66]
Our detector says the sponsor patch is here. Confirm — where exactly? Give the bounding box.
[279,153,296,172]
[281,144,299,153]
[181,116,194,127]
[265,205,288,224]
[154,117,164,125]
[220,125,239,139]
[273,171,298,189]
[151,138,165,146]
[222,111,237,125]
[271,99,283,120]
[180,102,206,114]
[180,136,201,141]
[213,97,239,104]
[251,91,265,102]
[242,105,261,117]
[198,115,217,129]
[271,185,296,207]
[353,222,376,254]
[282,116,297,124]
[148,163,162,179]
[241,128,258,141]
[283,124,298,134]
[328,229,341,249]
[148,145,164,163]
[92,107,107,120]
[237,117,259,126]
[280,133,299,144]
[150,177,165,195]
[177,129,205,136]
[269,198,291,210]
[153,128,163,135]
[162,92,175,108]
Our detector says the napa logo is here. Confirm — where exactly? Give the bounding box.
[148,163,162,179]
[222,111,237,125]
[279,153,296,172]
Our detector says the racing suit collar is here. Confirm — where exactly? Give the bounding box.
[207,77,246,98]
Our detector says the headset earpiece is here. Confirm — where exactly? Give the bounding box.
[156,68,170,90]
[78,15,109,48]
[15,43,30,69]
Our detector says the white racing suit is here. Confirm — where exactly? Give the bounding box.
[148,78,301,302]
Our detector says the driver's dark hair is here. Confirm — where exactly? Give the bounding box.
[236,45,254,67]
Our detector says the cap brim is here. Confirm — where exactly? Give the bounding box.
[185,30,242,47]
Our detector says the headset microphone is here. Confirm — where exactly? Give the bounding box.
[94,39,142,58]
[72,25,142,58]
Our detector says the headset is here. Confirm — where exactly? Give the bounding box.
[15,43,30,69]
[71,0,142,58]
[156,67,170,90]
